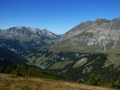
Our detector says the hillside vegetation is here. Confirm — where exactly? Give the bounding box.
[23,47,120,85]
[0,64,63,80]
[0,47,27,67]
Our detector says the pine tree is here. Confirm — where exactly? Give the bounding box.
[95,74,101,86]
[105,79,114,87]
[87,74,97,85]
[87,74,102,86]
[114,76,120,88]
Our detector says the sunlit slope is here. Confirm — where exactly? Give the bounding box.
[0,74,115,90]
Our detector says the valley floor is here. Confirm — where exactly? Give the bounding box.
[0,74,115,90]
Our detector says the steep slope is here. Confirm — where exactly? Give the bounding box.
[0,26,59,52]
[51,17,120,53]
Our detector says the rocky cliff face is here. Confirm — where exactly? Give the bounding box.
[0,26,59,52]
[52,17,120,53]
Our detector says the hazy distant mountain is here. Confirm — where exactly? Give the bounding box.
[51,17,120,53]
[0,26,59,52]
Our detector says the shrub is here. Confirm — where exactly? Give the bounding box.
[87,74,101,86]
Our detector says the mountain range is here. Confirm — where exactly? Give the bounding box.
[0,26,59,52]
[0,17,120,86]
[51,17,120,54]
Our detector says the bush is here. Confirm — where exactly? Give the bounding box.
[104,79,114,87]
[114,76,120,88]
[95,75,101,86]
[87,74,101,86]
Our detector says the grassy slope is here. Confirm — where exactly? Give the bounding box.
[0,74,115,90]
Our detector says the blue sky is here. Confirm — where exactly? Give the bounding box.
[0,0,120,34]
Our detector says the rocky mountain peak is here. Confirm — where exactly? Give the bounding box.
[52,17,120,53]
[96,17,100,21]
[0,26,60,52]
[15,26,24,29]
[1,26,59,38]
[114,17,120,20]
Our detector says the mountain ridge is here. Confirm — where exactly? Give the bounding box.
[0,26,60,52]
[51,17,120,53]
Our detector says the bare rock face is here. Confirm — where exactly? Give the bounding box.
[53,17,120,53]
